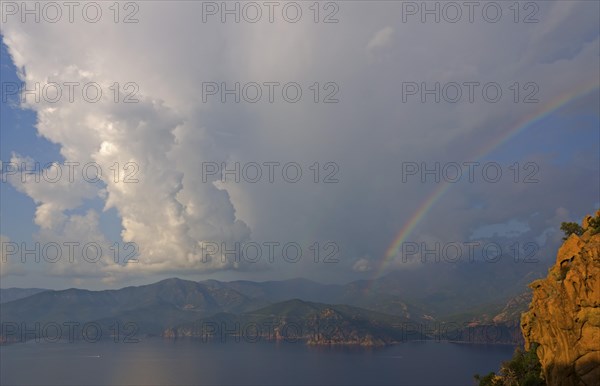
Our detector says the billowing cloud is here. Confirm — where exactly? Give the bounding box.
[4,154,98,229]
[352,257,373,273]
[0,1,598,286]
[1,235,13,277]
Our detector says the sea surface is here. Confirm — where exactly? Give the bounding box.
[0,339,516,385]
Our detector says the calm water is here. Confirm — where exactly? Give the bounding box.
[1,339,515,385]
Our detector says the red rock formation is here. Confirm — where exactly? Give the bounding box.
[521,211,600,385]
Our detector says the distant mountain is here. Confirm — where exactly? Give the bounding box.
[207,278,430,322]
[442,291,532,325]
[0,279,419,345]
[359,257,547,317]
[165,299,411,346]
[202,278,340,302]
[209,259,546,320]
[218,258,547,321]
[0,278,266,339]
[0,257,546,346]
[0,288,48,303]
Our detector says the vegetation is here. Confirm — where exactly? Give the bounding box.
[474,344,545,386]
[560,213,600,240]
[560,222,584,240]
[589,215,600,235]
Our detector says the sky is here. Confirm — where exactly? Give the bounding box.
[0,1,598,290]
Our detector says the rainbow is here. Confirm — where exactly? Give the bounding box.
[373,81,600,281]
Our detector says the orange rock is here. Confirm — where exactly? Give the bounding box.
[521,212,600,386]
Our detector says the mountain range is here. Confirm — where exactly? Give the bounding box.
[0,257,548,345]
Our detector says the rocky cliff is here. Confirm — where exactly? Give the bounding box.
[521,211,600,386]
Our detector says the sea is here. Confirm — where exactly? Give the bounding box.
[0,339,516,385]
